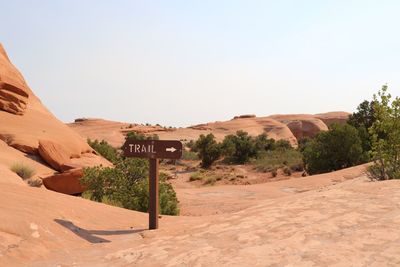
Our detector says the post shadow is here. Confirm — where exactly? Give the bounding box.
[54,219,144,244]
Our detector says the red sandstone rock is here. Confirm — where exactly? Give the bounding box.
[269,115,329,140]
[41,168,85,195]
[38,140,71,172]
[0,44,29,115]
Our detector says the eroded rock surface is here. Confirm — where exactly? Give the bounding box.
[38,140,71,172]
[269,114,329,139]
[0,43,110,193]
[0,44,30,115]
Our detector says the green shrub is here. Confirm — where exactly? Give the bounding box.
[194,134,222,168]
[189,171,222,185]
[191,130,296,168]
[10,163,35,180]
[186,140,196,151]
[348,100,376,155]
[189,172,203,181]
[182,150,199,160]
[275,140,292,150]
[27,178,42,187]
[159,174,179,215]
[368,85,400,180]
[88,139,120,164]
[297,137,311,153]
[254,149,303,173]
[125,132,159,141]
[290,163,304,172]
[81,156,179,215]
[254,133,276,151]
[222,131,257,164]
[283,166,292,176]
[203,176,217,185]
[302,123,366,175]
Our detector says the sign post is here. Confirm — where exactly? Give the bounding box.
[148,158,159,229]
[122,139,183,230]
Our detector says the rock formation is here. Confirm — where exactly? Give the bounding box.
[269,114,329,140]
[0,43,111,194]
[0,44,29,115]
[315,111,350,126]
[41,168,84,195]
[69,116,299,147]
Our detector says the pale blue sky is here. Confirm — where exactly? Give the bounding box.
[1,0,399,126]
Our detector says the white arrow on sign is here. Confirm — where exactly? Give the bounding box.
[166,147,177,152]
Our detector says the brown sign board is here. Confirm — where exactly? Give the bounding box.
[122,139,183,160]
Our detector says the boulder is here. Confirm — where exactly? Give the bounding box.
[41,168,85,195]
[38,140,71,172]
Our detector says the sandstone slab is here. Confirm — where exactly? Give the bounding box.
[38,140,71,172]
[41,168,85,195]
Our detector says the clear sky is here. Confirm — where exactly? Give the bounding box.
[1,0,399,127]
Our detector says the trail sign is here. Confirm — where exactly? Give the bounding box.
[122,139,183,230]
[122,140,183,159]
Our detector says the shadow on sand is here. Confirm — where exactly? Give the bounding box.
[54,219,144,244]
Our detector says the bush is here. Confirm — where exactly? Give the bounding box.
[222,131,257,164]
[191,130,295,167]
[88,139,120,164]
[10,163,35,180]
[125,132,159,141]
[290,163,304,172]
[254,149,303,173]
[254,134,276,151]
[275,140,292,150]
[189,172,203,181]
[369,85,400,180]
[203,176,217,185]
[182,150,199,160]
[283,167,292,176]
[27,178,42,187]
[194,134,222,168]
[186,140,196,151]
[82,139,179,215]
[348,100,377,155]
[297,137,311,153]
[302,124,367,175]
[159,174,180,215]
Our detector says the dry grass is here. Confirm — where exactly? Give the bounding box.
[253,150,303,173]
[10,163,35,180]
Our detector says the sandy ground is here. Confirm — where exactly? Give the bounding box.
[169,164,368,216]
[2,164,400,266]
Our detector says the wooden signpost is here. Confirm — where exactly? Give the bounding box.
[122,139,183,230]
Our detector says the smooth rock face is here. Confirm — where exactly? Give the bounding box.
[0,44,30,115]
[0,43,110,193]
[0,43,94,158]
[38,140,71,172]
[269,115,329,140]
[41,168,85,195]
[285,118,328,139]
